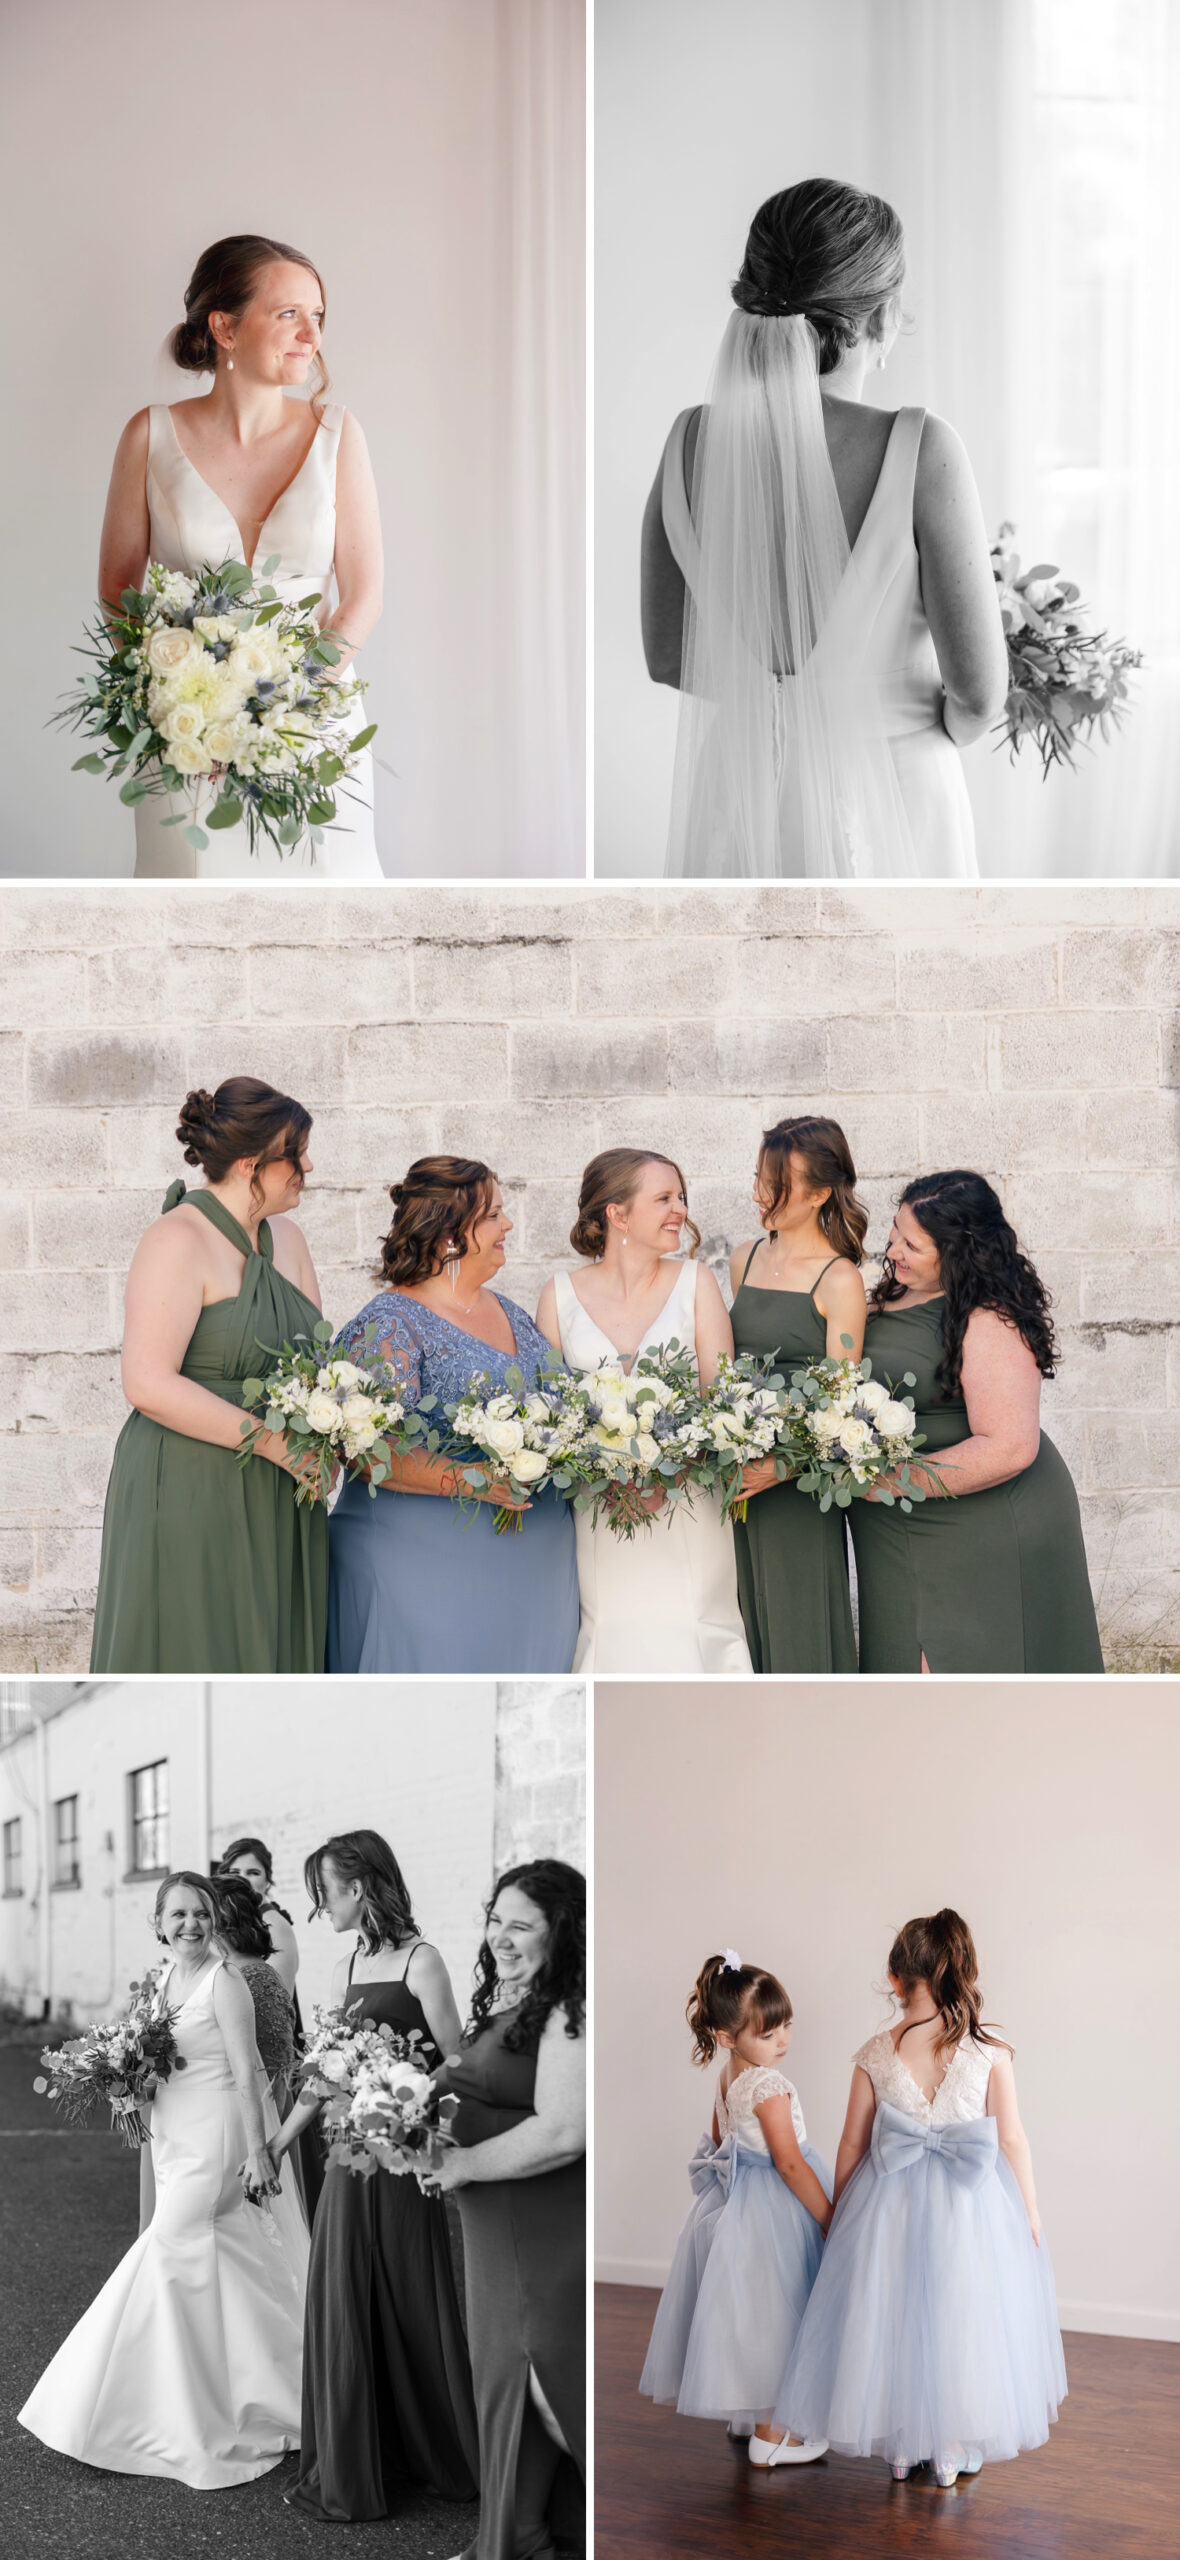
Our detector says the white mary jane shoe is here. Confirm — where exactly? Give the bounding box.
[748,2433,828,2466]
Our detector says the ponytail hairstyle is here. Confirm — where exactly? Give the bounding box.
[871,1170,1058,1399]
[170,233,331,421]
[687,1953,792,2066]
[175,1077,311,1205]
[888,1908,1010,2063]
[570,1148,700,1261]
[377,1156,497,1288]
[732,177,906,372]
[756,1115,867,1264]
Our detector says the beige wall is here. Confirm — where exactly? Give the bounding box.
[595,1681,1180,2341]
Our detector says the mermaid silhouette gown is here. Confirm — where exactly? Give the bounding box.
[19,1958,309,2489]
[132,400,381,879]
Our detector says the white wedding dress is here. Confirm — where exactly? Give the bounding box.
[133,400,381,878]
[551,1259,753,1672]
[19,1958,309,2489]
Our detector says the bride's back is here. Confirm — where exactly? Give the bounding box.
[680,394,902,556]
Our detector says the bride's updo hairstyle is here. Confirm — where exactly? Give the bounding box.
[170,234,331,420]
[732,177,905,372]
[304,1829,420,1956]
[871,1170,1058,1400]
[757,1115,867,1263]
[377,1156,497,1287]
[687,1954,792,2066]
[888,1908,1009,2064]
[152,1870,219,1942]
[175,1077,312,1201]
[570,1148,700,1260]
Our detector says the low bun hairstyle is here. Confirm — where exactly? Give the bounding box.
[732,177,905,374]
[377,1156,497,1288]
[888,1908,1010,2064]
[757,1116,867,1264]
[175,1077,311,1200]
[170,234,331,421]
[687,1954,792,2066]
[872,1171,1058,1399]
[570,1148,700,1261]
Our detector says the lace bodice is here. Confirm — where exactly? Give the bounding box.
[552,1259,700,1377]
[333,1290,555,1408]
[717,2065,806,2152]
[853,2027,997,2126]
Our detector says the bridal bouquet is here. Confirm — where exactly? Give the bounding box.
[443,1362,593,1534]
[56,555,375,858]
[574,1341,709,1539]
[33,1973,186,2147]
[990,525,1142,777]
[300,2002,458,2183]
[239,1320,408,1506]
[774,1353,939,1512]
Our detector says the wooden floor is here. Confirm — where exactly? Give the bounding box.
[595,2284,1180,2560]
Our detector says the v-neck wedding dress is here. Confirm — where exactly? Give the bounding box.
[132,401,381,878]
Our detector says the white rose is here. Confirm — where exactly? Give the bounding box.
[811,1408,843,1442]
[167,736,214,775]
[329,1360,363,1389]
[481,1415,526,1461]
[511,1448,549,1483]
[877,1400,913,1438]
[202,721,244,765]
[343,1421,380,1457]
[158,701,206,744]
[837,1417,873,1454]
[524,1395,550,1424]
[305,1390,342,1435]
[485,1395,517,1421]
[856,1378,890,1413]
[341,1391,379,1428]
[634,1432,660,1467]
[596,1398,633,1439]
[232,633,281,683]
[147,624,203,675]
[193,613,240,643]
[319,2051,350,2085]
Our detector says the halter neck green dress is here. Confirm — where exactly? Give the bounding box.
[849,1296,1104,1673]
[730,1242,858,1673]
[89,1184,329,1674]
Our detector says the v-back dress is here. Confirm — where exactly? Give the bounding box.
[660,403,976,878]
[730,1241,858,1672]
[327,1291,579,1674]
[19,1956,309,2489]
[89,1182,329,1674]
[133,400,380,880]
[551,1259,752,1672]
[849,1297,1104,1673]
[292,1945,479,2522]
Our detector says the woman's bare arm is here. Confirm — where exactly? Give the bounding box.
[405,1942,465,2065]
[324,410,383,671]
[900,1308,1042,1501]
[815,1258,867,1360]
[120,1217,320,1486]
[692,1262,736,1388]
[914,414,1010,744]
[98,411,152,619]
[435,2013,585,2188]
[264,1907,299,1998]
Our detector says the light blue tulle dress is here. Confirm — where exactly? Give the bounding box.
[640,2067,832,2426]
[774,2029,1066,2469]
[326,1292,579,1674]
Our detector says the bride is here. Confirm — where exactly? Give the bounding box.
[536,1149,752,1673]
[19,1872,309,2489]
[642,177,1009,879]
[97,232,383,880]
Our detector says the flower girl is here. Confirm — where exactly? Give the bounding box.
[639,1952,831,2467]
[775,1909,1066,2485]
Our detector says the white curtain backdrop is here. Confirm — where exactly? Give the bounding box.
[0,0,585,880]
[595,0,1177,877]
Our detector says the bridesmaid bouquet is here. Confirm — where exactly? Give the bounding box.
[300,2003,458,2183]
[239,1320,408,1506]
[32,1974,186,2147]
[774,1353,938,1513]
[990,525,1142,776]
[56,555,375,858]
[574,1342,709,1539]
[691,1353,795,1524]
[444,1362,594,1533]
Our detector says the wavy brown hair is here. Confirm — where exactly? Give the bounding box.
[757,1115,867,1264]
[468,1861,585,2052]
[570,1148,700,1261]
[732,177,905,372]
[209,1872,274,1961]
[377,1156,497,1288]
[170,234,331,421]
[304,1830,420,1957]
[687,1954,793,2066]
[889,1909,1010,2064]
[871,1171,1058,1399]
[176,1078,311,1203]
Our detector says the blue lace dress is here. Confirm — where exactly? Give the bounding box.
[326,1292,579,1673]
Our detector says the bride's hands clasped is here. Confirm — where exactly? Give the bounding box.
[240,2143,281,2205]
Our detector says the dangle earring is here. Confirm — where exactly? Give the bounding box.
[227,352,234,371]
[442,1238,461,1293]
[876,351,886,371]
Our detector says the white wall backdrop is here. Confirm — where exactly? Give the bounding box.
[0,879,1176,1671]
[0,0,584,879]
[595,0,1178,877]
[595,1681,1180,2342]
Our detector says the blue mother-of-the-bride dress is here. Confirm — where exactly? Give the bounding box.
[326,1292,579,1673]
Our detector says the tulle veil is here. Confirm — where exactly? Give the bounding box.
[663,311,920,880]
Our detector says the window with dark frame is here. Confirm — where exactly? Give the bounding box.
[2,1817,20,1898]
[52,1795,80,1889]
[129,1760,169,1876]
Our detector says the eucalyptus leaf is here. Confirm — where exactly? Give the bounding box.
[72,752,106,773]
[118,778,148,805]
[205,795,243,831]
[183,824,209,851]
[350,723,377,751]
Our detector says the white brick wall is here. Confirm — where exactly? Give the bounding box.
[1,882,1177,1669]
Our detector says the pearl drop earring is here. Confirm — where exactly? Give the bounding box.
[876,352,886,371]
[227,357,234,371]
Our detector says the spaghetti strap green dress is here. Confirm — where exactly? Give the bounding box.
[89,1183,329,1674]
[730,1241,858,1674]
[849,1296,1104,1673]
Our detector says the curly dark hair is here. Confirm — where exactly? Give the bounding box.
[304,1829,420,1957]
[468,1860,585,2053]
[376,1156,498,1289]
[210,1871,274,1961]
[872,1171,1058,1400]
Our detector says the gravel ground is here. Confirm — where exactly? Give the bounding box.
[0,2049,480,2560]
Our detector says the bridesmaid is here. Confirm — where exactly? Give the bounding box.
[269,1830,479,2523]
[215,1832,323,2220]
[434,1860,586,2560]
[729,1117,866,1672]
[850,1172,1104,1672]
[327,1157,579,1673]
[90,1078,329,1675]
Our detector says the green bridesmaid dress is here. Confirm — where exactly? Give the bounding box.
[730,1241,858,1673]
[89,1183,329,1674]
[849,1296,1104,1673]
